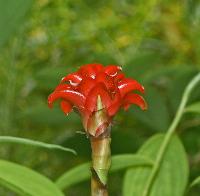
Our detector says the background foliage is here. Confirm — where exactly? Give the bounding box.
[0,0,200,195]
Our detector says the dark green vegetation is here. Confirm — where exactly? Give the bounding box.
[0,0,200,195]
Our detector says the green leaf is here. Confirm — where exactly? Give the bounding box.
[190,176,200,188]
[0,136,76,155]
[56,154,153,190]
[123,134,189,196]
[18,104,80,126]
[185,102,200,114]
[0,159,64,196]
[0,0,33,48]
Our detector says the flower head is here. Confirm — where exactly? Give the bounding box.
[48,64,147,137]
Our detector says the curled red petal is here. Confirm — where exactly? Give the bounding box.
[48,90,85,108]
[122,93,147,110]
[114,73,125,82]
[118,78,145,97]
[79,65,96,78]
[84,83,112,112]
[107,102,120,116]
[95,72,106,82]
[55,83,72,91]
[107,90,121,116]
[89,63,103,73]
[61,73,82,85]
[95,72,115,92]
[60,100,72,115]
[104,65,122,76]
[77,77,96,96]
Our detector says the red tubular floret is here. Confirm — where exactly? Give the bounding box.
[48,90,85,108]
[114,73,125,82]
[77,77,96,96]
[61,73,82,84]
[55,83,72,91]
[118,78,145,97]
[79,66,96,78]
[95,72,115,92]
[60,100,72,115]
[107,90,121,116]
[122,93,147,110]
[84,83,112,112]
[104,65,122,76]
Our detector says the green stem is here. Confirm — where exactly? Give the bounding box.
[142,72,200,196]
[90,136,111,196]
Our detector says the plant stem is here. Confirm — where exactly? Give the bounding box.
[142,72,200,196]
[90,136,111,196]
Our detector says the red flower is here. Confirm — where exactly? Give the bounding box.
[48,64,147,137]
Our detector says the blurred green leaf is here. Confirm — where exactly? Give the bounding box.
[190,176,200,188]
[0,136,76,154]
[185,102,200,114]
[56,154,153,190]
[123,134,189,196]
[0,0,33,48]
[35,67,73,90]
[131,87,170,131]
[0,159,64,196]
[131,66,198,131]
[18,104,79,126]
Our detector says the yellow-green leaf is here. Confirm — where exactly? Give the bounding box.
[0,160,64,196]
[185,102,200,114]
[123,134,189,196]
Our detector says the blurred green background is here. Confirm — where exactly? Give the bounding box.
[0,0,200,195]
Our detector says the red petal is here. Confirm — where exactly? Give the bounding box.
[118,78,145,97]
[107,90,121,116]
[95,72,115,92]
[55,83,72,91]
[85,83,112,112]
[77,77,96,96]
[78,64,96,78]
[122,93,147,110]
[89,63,103,73]
[104,65,122,76]
[114,73,125,82]
[48,90,85,108]
[61,73,82,85]
[60,100,72,115]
